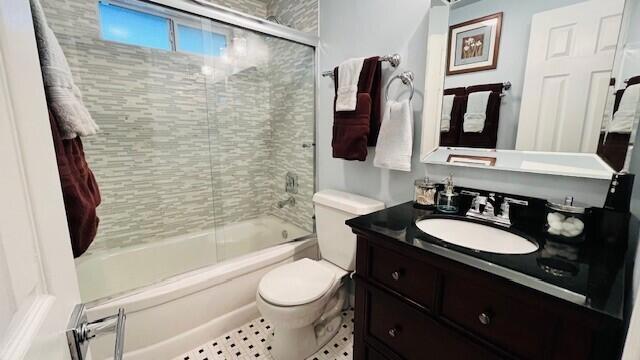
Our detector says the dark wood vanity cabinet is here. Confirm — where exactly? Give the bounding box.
[353,232,623,360]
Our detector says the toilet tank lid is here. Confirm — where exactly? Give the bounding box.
[313,190,385,215]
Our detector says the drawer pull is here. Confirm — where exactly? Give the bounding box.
[388,328,399,338]
[478,312,491,326]
[391,271,401,281]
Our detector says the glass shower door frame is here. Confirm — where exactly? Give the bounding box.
[141,0,319,47]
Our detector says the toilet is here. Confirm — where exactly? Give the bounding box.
[256,190,385,360]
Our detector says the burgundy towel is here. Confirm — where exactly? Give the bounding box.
[597,132,630,172]
[628,75,640,87]
[48,110,101,257]
[458,83,503,148]
[332,56,381,161]
[613,89,626,114]
[440,87,466,147]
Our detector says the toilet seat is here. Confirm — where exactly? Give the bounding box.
[258,259,340,306]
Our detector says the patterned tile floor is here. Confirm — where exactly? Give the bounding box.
[173,309,354,360]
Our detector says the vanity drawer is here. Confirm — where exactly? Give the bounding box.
[367,287,499,360]
[441,273,557,359]
[364,345,388,360]
[367,243,438,309]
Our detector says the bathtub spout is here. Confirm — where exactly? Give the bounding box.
[277,196,296,208]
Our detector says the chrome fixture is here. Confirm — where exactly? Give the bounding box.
[321,53,401,79]
[285,172,298,194]
[463,191,528,227]
[499,81,512,97]
[67,304,126,360]
[385,71,415,101]
[277,196,296,208]
[266,15,281,24]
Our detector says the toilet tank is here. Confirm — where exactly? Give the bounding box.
[312,190,385,271]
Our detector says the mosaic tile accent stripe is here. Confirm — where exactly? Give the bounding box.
[173,309,354,360]
[266,0,318,34]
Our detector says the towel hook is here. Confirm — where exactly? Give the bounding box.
[385,71,415,101]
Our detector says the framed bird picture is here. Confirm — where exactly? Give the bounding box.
[446,12,503,75]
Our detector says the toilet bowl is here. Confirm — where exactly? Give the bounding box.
[256,190,385,360]
[256,258,348,360]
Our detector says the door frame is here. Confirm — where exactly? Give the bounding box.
[0,0,81,359]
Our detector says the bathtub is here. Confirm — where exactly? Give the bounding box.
[78,216,317,360]
[76,215,311,302]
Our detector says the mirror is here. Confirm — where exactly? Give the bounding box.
[597,0,640,172]
[421,0,638,178]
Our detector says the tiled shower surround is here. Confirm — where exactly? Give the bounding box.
[43,0,317,253]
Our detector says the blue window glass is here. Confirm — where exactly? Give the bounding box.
[176,24,227,57]
[98,3,171,51]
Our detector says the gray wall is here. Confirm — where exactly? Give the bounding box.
[318,0,611,209]
[318,0,432,204]
[444,0,585,149]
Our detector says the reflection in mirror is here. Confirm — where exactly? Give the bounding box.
[438,0,625,155]
[597,0,640,172]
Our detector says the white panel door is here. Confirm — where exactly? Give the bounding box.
[515,0,624,153]
[0,0,81,359]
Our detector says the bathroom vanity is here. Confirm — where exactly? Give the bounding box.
[347,200,627,360]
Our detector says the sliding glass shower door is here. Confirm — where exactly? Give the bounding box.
[42,0,315,303]
[202,18,316,262]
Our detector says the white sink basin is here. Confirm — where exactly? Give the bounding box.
[415,218,538,254]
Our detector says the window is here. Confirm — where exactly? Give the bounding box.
[99,3,171,51]
[98,1,228,57]
[176,24,227,57]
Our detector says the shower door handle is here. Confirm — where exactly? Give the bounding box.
[67,304,127,360]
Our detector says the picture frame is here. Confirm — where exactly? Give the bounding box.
[446,154,496,167]
[446,12,503,75]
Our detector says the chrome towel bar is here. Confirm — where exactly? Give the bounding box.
[321,53,401,79]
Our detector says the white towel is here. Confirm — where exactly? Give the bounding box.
[374,99,413,171]
[600,86,616,131]
[335,57,365,111]
[30,0,99,139]
[608,84,640,134]
[463,91,491,133]
[441,94,455,132]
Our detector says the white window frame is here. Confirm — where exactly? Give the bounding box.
[98,0,231,57]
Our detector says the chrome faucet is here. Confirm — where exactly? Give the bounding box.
[277,196,296,208]
[462,191,528,227]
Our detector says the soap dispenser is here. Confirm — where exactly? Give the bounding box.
[437,174,459,214]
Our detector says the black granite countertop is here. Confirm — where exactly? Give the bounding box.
[346,201,629,320]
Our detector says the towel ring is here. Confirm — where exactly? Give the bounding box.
[385,71,415,101]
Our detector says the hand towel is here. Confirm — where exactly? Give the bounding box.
[332,57,381,160]
[374,99,413,171]
[601,86,616,131]
[441,94,455,132]
[335,57,365,111]
[463,91,491,133]
[30,0,99,139]
[608,84,640,134]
